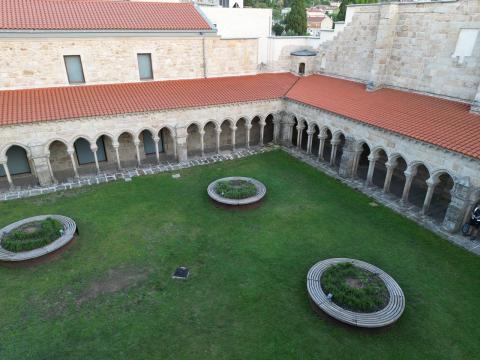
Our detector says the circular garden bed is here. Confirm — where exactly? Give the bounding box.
[307,258,405,328]
[0,215,77,262]
[207,177,266,206]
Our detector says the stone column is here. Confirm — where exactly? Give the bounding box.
[134,140,142,167]
[215,128,221,154]
[296,126,304,150]
[366,154,378,185]
[200,130,205,157]
[46,152,56,183]
[67,149,79,179]
[175,126,187,163]
[246,124,252,149]
[351,149,363,179]
[317,134,327,161]
[422,178,439,215]
[259,120,266,146]
[29,144,55,186]
[442,176,472,232]
[338,137,357,178]
[329,139,340,166]
[90,145,100,174]
[306,129,315,154]
[231,126,237,152]
[401,167,417,204]
[1,162,13,189]
[113,143,122,170]
[383,160,396,193]
[153,136,160,164]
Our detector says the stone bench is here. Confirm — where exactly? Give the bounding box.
[307,258,405,328]
[0,215,77,262]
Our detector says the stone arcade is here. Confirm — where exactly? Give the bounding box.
[0,0,479,240]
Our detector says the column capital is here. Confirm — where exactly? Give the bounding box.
[199,130,206,136]
[318,134,328,140]
[230,126,237,131]
[112,142,119,149]
[246,124,252,130]
[153,136,160,143]
[367,154,379,162]
[67,148,75,155]
[259,121,266,127]
[330,139,340,146]
[385,160,397,169]
[297,125,306,131]
[215,128,222,134]
[90,145,98,152]
[133,140,141,146]
[426,177,440,187]
[306,129,316,135]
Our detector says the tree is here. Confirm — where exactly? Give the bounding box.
[285,0,307,35]
[335,0,379,21]
[272,23,285,36]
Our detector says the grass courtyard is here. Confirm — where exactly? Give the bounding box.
[0,150,478,359]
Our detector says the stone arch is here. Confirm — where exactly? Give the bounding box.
[1,142,31,159]
[371,148,388,188]
[219,119,233,151]
[356,142,371,180]
[135,127,156,141]
[332,131,346,168]
[235,116,250,127]
[310,123,320,155]
[139,129,157,165]
[187,123,202,158]
[408,162,431,209]
[235,117,248,149]
[291,116,299,147]
[263,114,274,145]
[204,121,217,154]
[250,116,261,146]
[0,144,36,190]
[44,138,71,153]
[321,127,333,162]
[117,131,138,168]
[70,135,94,150]
[428,171,455,221]
[48,140,74,182]
[299,118,309,151]
[388,154,408,199]
[158,126,175,162]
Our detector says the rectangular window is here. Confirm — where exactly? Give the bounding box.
[75,137,107,165]
[137,53,153,80]
[64,55,85,84]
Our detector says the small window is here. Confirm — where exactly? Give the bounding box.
[137,53,153,80]
[64,55,85,84]
[299,62,306,75]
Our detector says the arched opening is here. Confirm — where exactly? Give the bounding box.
[311,124,320,155]
[250,117,261,146]
[235,118,247,149]
[389,156,407,198]
[334,133,346,168]
[49,140,73,182]
[322,129,333,162]
[263,114,274,144]
[73,137,107,175]
[408,164,430,209]
[0,145,36,189]
[299,62,305,75]
[204,121,217,154]
[300,123,309,152]
[159,127,175,162]
[429,173,455,221]
[356,143,370,180]
[291,117,298,147]
[220,120,233,151]
[140,130,157,165]
[187,123,202,158]
[372,149,388,188]
[118,132,137,168]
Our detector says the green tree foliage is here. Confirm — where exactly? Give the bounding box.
[272,23,285,36]
[335,0,379,21]
[285,0,307,35]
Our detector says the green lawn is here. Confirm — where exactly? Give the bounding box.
[0,150,478,360]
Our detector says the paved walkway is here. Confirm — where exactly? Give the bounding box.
[0,145,478,255]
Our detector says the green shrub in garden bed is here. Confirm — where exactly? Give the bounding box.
[215,179,257,199]
[1,218,63,252]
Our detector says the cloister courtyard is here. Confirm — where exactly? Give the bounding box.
[0,150,478,359]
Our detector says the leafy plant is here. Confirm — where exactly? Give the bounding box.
[215,180,258,200]
[1,218,63,252]
[321,262,389,312]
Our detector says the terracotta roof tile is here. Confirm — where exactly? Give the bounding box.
[285,74,480,159]
[0,0,212,31]
[0,73,298,125]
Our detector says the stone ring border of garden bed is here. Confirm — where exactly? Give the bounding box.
[307,258,405,328]
[0,215,77,262]
[207,176,267,206]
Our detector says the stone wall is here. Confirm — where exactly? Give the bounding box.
[0,36,258,90]
[317,0,480,102]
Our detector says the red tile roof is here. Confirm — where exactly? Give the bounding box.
[0,73,479,159]
[286,75,480,159]
[0,73,298,125]
[0,0,212,31]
